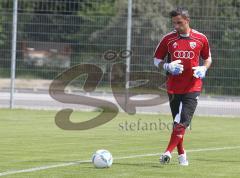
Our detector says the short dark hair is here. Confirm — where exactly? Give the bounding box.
[170,7,190,19]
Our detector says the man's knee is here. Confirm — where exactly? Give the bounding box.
[180,112,192,128]
[173,123,186,136]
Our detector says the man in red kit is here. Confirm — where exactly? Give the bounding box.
[154,7,212,166]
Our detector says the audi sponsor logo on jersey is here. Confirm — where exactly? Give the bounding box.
[173,50,195,59]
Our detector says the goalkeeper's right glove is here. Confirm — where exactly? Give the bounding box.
[163,60,184,75]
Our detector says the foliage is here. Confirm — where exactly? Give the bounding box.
[0,0,239,95]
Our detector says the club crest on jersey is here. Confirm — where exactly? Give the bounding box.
[189,42,196,49]
[173,42,178,48]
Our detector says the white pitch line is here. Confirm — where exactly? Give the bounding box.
[0,160,90,177]
[115,145,240,160]
[0,146,240,177]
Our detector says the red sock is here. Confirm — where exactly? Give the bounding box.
[177,137,185,155]
[165,124,185,153]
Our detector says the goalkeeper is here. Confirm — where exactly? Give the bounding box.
[154,7,212,166]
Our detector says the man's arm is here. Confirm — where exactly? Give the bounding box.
[154,58,164,68]
[192,35,212,79]
[154,58,184,75]
[153,35,183,75]
[203,56,212,69]
[192,56,212,79]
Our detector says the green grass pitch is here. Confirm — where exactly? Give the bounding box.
[0,109,240,178]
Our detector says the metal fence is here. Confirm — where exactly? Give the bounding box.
[1,0,240,111]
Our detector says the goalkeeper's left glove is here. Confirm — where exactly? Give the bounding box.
[192,66,207,79]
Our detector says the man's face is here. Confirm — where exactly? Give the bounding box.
[172,15,189,33]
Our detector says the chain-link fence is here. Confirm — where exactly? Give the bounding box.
[0,0,240,113]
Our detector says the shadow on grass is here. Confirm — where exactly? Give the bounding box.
[113,162,165,168]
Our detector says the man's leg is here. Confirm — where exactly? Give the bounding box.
[168,93,185,155]
[160,93,182,164]
[177,92,200,165]
[177,136,184,155]
[160,92,199,165]
[168,93,181,123]
[165,93,184,153]
[164,122,186,154]
[180,92,199,128]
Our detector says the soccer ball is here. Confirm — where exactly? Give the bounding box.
[92,149,113,168]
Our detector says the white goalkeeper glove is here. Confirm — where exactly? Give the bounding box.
[192,66,207,79]
[163,60,184,75]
